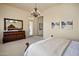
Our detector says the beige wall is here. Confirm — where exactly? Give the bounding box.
[0,4,30,43]
[43,4,79,40]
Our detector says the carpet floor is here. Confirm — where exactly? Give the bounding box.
[0,36,43,56]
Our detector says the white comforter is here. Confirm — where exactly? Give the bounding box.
[24,38,70,56]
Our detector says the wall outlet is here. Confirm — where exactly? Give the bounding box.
[51,35,53,37]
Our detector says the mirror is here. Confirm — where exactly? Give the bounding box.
[4,18,23,31]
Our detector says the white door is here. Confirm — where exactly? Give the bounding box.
[29,21,33,36]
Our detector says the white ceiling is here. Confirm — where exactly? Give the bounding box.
[5,3,60,12]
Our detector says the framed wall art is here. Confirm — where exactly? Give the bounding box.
[51,21,60,29]
[61,20,73,29]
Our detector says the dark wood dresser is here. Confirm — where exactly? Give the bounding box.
[3,31,26,43]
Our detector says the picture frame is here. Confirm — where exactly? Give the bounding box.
[39,23,43,30]
[61,20,73,29]
[51,21,60,29]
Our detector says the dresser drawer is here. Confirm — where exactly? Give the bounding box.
[3,31,26,43]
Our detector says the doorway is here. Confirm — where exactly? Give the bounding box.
[29,20,33,36]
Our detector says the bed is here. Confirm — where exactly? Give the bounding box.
[24,38,79,56]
